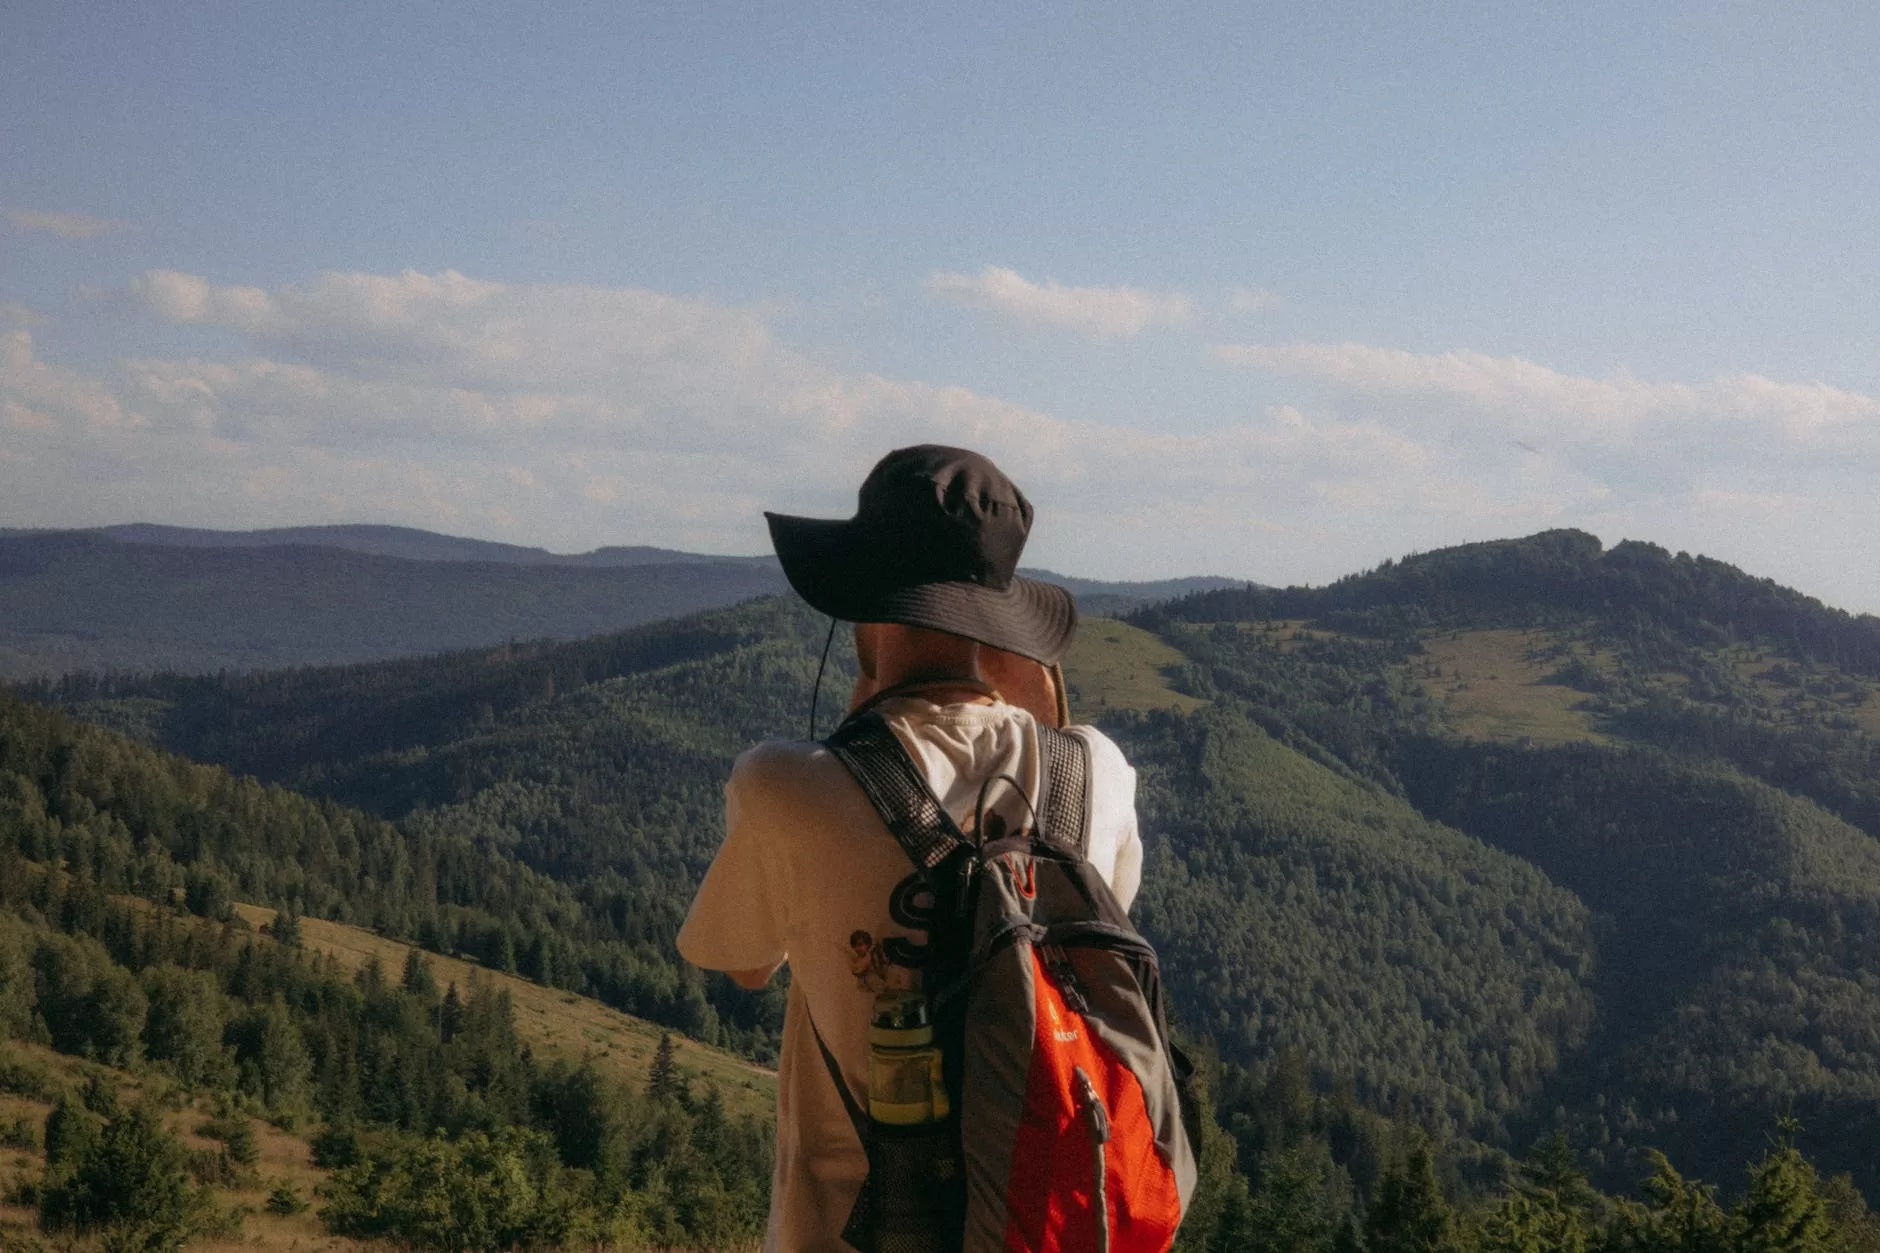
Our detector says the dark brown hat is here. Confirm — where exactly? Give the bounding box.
[765,445,1078,664]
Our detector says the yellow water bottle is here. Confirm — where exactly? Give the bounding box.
[867,991,949,1124]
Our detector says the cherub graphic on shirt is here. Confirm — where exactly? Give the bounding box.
[846,929,916,995]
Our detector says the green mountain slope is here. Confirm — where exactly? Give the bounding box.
[0,689,778,1250]
[1397,738,1880,1185]
[0,685,744,1046]
[1127,531,1880,1189]
[1120,707,1596,1141]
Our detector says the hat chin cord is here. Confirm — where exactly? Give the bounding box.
[807,615,841,741]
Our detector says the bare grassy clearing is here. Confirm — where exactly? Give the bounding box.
[1410,628,1608,746]
[1062,618,1206,718]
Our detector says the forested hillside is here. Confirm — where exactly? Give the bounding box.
[23,527,1880,1230]
[0,689,776,1250]
[1153,528,1880,674]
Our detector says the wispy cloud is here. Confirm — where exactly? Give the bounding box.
[8,209,135,239]
[1213,342,1880,470]
[926,265,1195,339]
[9,271,1880,608]
[2,267,1469,577]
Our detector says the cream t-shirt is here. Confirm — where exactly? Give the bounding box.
[676,697,1143,1253]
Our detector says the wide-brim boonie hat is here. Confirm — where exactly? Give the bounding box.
[765,445,1078,664]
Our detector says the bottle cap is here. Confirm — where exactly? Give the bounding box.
[870,992,934,1047]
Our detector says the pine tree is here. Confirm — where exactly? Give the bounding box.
[1246,1147,1338,1253]
[1479,1132,1597,1253]
[1737,1122,1840,1253]
[440,982,464,1043]
[647,1031,679,1102]
[1821,1173,1880,1253]
[1607,1150,1731,1253]
[401,948,439,1001]
[40,1102,200,1250]
[1365,1145,1462,1253]
[268,908,301,949]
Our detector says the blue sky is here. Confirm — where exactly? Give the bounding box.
[4,2,1878,608]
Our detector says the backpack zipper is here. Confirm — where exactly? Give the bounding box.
[1073,1065,1112,1253]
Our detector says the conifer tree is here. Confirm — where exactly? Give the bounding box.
[1479,1132,1598,1253]
[402,947,439,1001]
[1737,1122,1840,1253]
[1245,1147,1338,1253]
[40,1102,200,1250]
[440,981,465,1043]
[1607,1150,1731,1253]
[1365,1145,1463,1253]
[268,907,301,949]
[1820,1173,1880,1253]
[647,1031,679,1102]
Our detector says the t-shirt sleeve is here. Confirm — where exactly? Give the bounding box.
[1110,802,1143,914]
[1077,727,1144,913]
[676,750,791,973]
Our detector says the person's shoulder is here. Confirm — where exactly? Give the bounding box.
[730,738,853,797]
[1061,723,1135,776]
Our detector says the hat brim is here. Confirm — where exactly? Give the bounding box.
[766,512,1078,665]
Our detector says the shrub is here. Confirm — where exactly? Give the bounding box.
[319,1128,582,1252]
[40,1102,205,1252]
[0,1056,55,1100]
[264,1183,307,1216]
[194,1115,257,1166]
[309,1122,361,1169]
[184,1148,238,1188]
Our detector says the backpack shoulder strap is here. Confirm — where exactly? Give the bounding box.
[1037,724,1092,857]
[826,711,1093,864]
[823,712,967,878]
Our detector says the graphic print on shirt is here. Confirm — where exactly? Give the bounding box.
[845,928,915,994]
[867,794,1037,986]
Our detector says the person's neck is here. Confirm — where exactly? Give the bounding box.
[863,674,1000,711]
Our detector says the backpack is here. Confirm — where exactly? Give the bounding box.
[818,710,1198,1253]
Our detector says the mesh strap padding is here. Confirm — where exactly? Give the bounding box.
[1037,724,1091,857]
[827,712,1092,870]
[825,713,967,875]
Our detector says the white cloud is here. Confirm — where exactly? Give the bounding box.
[1215,342,1880,438]
[8,271,1880,611]
[1,270,1468,579]
[1213,341,1880,487]
[1206,340,1880,605]
[926,265,1194,339]
[8,209,135,239]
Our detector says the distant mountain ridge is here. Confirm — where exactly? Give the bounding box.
[1150,527,1880,671]
[87,522,778,568]
[0,524,1242,679]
